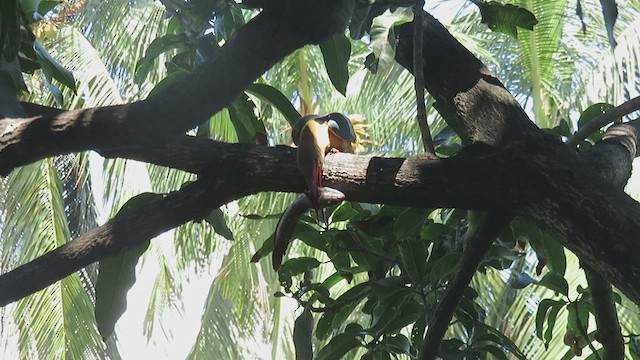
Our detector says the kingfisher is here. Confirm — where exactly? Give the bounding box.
[268,113,357,270]
[292,112,356,206]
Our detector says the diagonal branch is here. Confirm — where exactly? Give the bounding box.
[0,172,250,306]
[0,0,354,176]
[420,211,513,360]
[567,95,640,148]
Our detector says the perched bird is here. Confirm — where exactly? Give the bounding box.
[292,113,356,206]
[266,113,356,271]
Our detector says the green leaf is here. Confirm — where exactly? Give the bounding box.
[278,257,321,276]
[429,252,460,284]
[94,193,162,339]
[250,233,274,263]
[484,244,523,262]
[599,0,618,47]
[20,0,42,14]
[318,33,351,96]
[134,33,188,84]
[114,192,164,217]
[475,323,527,359]
[33,39,76,92]
[44,78,63,106]
[398,238,427,284]
[440,338,465,352]
[315,333,362,360]
[316,311,337,341]
[245,83,301,126]
[577,102,615,129]
[348,2,387,39]
[293,308,314,360]
[0,71,26,117]
[383,334,411,355]
[369,7,413,72]
[323,283,369,329]
[411,315,427,351]
[394,207,429,239]
[331,301,360,331]
[228,94,266,144]
[330,202,359,223]
[543,303,563,347]
[367,289,415,334]
[535,298,565,340]
[37,1,60,16]
[95,239,151,340]
[420,223,451,241]
[511,219,566,275]
[306,283,333,305]
[147,69,191,98]
[1,1,21,61]
[204,207,234,240]
[480,345,509,360]
[541,236,566,276]
[475,1,538,38]
[537,271,569,296]
[293,222,327,251]
[382,300,424,334]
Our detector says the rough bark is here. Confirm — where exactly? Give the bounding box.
[394,12,640,305]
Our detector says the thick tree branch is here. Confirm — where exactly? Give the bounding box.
[0,145,507,304]
[585,269,624,360]
[575,121,638,360]
[0,170,255,306]
[395,12,544,146]
[392,12,640,355]
[0,0,354,176]
[4,129,640,306]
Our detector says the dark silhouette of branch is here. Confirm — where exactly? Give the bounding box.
[419,211,513,360]
[576,120,637,360]
[567,95,640,148]
[412,0,434,154]
[0,0,354,176]
[585,269,624,360]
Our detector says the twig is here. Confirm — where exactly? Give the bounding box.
[413,1,435,155]
[567,95,640,148]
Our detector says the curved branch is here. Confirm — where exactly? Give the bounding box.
[395,11,543,146]
[567,95,640,148]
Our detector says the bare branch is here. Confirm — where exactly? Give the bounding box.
[567,95,640,148]
[412,0,435,154]
[419,211,513,360]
